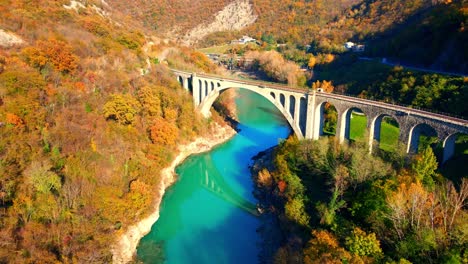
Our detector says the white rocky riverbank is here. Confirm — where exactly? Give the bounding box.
[112,122,236,263]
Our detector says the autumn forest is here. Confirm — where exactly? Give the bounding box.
[0,0,467,263]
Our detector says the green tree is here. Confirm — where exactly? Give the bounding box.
[412,147,438,188]
[316,189,346,226]
[24,161,61,194]
[345,227,382,257]
[285,197,310,226]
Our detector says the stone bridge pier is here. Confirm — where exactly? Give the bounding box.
[173,70,468,164]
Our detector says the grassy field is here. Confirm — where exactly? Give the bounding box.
[349,113,399,151]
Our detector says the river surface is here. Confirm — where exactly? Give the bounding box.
[137,89,290,264]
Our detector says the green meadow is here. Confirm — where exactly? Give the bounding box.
[349,113,399,151]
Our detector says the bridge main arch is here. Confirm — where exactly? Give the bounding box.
[197,82,306,139]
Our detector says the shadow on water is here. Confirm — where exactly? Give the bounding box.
[197,155,259,216]
[256,106,290,123]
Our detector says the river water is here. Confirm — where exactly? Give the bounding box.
[137,89,291,264]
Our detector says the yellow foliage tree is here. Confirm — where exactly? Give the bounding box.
[308,55,317,69]
[103,94,141,125]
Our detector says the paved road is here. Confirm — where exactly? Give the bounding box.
[359,57,467,77]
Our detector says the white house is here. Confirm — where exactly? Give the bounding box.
[238,36,256,44]
[344,42,355,49]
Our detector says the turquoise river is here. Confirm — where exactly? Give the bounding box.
[137,89,291,263]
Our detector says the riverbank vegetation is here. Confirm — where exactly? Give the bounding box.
[0,1,226,262]
[253,137,467,263]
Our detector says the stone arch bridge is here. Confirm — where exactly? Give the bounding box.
[172,69,468,163]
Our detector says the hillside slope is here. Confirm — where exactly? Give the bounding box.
[105,0,232,37]
[0,0,223,262]
[181,0,257,46]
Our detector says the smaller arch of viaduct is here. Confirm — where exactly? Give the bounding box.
[172,70,468,164]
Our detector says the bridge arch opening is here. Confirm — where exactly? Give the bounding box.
[198,86,302,139]
[198,80,203,103]
[370,114,400,152]
[289,95,296,119]
[299,97,307,136]
[408,123,439,154]
[340,107,368,143]
[177,76,184,87]
[314,101,337,138]
[188,77,193,93]
[440,132,468,164]
[279,93,286,107]
[204,81,209,97]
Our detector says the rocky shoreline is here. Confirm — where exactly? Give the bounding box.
[111,122,236,263]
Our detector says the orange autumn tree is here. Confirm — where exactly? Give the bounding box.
[312,80,334,93]
[303,230,352,264]
[5,113,24,127]
[22,38,79,74]
[149,117,179,147]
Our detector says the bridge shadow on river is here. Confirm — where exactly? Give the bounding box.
[197,154,260,217]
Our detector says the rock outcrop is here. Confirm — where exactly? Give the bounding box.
[0,29,24,48]
[181,0,257,46]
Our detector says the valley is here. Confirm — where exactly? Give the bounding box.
[0,0,466,263]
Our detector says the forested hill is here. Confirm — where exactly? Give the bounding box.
[0,0,222,262]
[112,0,466,72]
[247,0,466,73]
[362,1,468,73]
